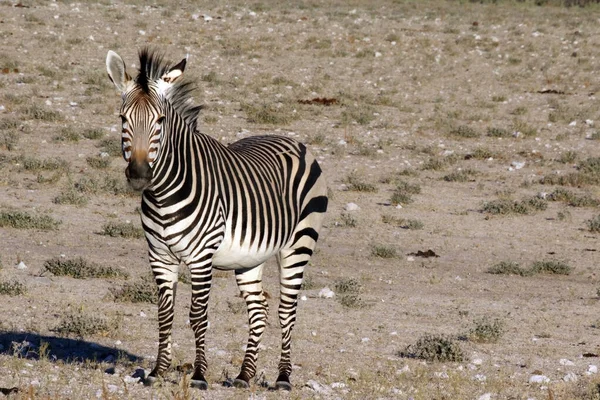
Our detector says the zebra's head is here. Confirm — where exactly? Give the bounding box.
[106,49,187,191]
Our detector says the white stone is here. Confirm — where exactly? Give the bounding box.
[585,119,594,126]
[306,380,331,394]
[473,374,486,382]
[203,14,213,22]
[511,161,525,170]
[434,371,449,379]
[478,393,492,400]
[472,358,483,365]
[344,203,360,211]
[318,287,334,299]
[563,372,578,382]
[16,261,27,270]
[569,120,577,126]
[300,295,307,301]
[139,311,146,318]
[338,139,347,146]
[123,375,140,384]
[559,358,575,366]
[588,365,598,374]
[361,337,370,343]
[529,374,550,384]
[331,382,346,389]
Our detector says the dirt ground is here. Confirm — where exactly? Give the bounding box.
[1,0,600,399]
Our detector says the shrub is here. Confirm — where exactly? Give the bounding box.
[0,210,60,230]
[0,280,27,296]
[530,260,572,275]
[468,317,504,343]
[43,257,129,279]
[102,222,145,239]
[400,334,464,362]
[487,261,530,276]
[371,245,397,258]
[587,215,600,233]
[344,173,377,192]
[54,312,120,337]
[110,279,157,304]
[390,181,421,205]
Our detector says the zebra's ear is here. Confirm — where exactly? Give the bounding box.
[161,57,186,84]
[106,50,131,93]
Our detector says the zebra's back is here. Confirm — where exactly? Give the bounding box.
[209,134,327,269]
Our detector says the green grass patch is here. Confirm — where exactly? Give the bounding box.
[82,128,105,140]
[0,210,60,230]
[486,126,511,138]
[547,188,599,207]
[18,156,70,172]
[487,261,531,276]
[400,334,465,362]
[449,125,479,138]
[97,138,122,157]
[334,277,365,308]
[20,103,62,121]
[101,222,145,239]
[86,156,111,169]
[381,214,424,230]
[443,169,477,182]
[43,257,129,279]
[53,187,88,206]
[53,127,80,143]
[390,180,421,205]
[530,260,572,275]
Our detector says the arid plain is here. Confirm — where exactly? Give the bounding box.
[1,1,600,399]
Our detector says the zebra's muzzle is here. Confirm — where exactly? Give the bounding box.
[125,160,152,191]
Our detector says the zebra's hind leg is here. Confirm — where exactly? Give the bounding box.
[188,262,214,390]
[232,264,268,388]
[145,253,180,386]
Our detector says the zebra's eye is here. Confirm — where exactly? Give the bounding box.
[155,116,165,131]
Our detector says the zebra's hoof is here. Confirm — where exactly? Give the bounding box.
[222,378,234,388]
[143,375,159,387]
[233,378,249,389]
[275,380,293,391]
[190,379,208,390]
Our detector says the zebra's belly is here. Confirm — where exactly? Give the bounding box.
[212,235,279,270]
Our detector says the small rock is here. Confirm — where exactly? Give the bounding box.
[331,382,346,389]
[139,311,146,318]
[203,14,213,22]
[529,374,550,384]
[588,365,598,374]
[563,372,578,382]
[306,380,331,394]
[300,295,307,301]
[318,287,334,299]
[396,365,410,374]
[16,261,27,270]
[434,371,449,379]
[361,337,370,343]
[338,139,347,146]
[478,393,492,400]
[585,119,594,126]
[569,120,577,127]
[123,375,140,384]
[344,202,360,211]
[472,358,483,366]
[511,161,525,170]
[473,374,486,382]
[559,358,575,366]
[107,384,118,393]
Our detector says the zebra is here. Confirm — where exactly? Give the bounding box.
[105,48,328,391]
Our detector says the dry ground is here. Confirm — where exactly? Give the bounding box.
[1,0,600,399]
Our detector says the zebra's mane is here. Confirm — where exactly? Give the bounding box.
[137,47,202,131]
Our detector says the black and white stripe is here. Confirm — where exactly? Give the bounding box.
[106,48,327,391]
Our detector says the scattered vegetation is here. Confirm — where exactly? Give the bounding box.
[338,212,357,228]
[0,210,60,231]
[487,261,531,276]
[486,126,511,138]
[344,172,377,192]
[371,244,398,259]
[53,127,80,143]
[400,334,465,362]
[101,222,145,239]
[547,188,599,207]
[443,169,477,182]
[481,196,547,215]
[334,277,365,309]
[390,180,421,205]
[467,317,504,343]
[0,280,27,296]
[449,125,479,138]
[20,103,62,121]
[86,155,111,169]
[381,214,424,230]
[98,138,122,157]
[110,278,157,304]
[43,257,129,279]
[487,260,571,276]
[18,156,70,172]
[53,187,88,206]
[242,102,298,125]
[82,128,105,140]
[540,157,600,187]
[587,215,600,233]
[54,311,121,337]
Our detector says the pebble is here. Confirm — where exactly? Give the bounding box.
[563,372,578,382]
[139,311,146,318]
[16,261,27,270]
[318,287,334,299]
[300,295,307,301]
[306,379,331,394]
[344,202,360,211]
[331,382,346,389]
[123,375,140,384]
[588,365,598,374]
[559,358,575,366]
[511,161,525,170]
[472,358,483,366]
[529,374,550,384]
[569,120,577,126]
[478,394,492,400]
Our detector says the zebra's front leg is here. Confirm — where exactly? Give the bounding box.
[188,263,214,390]
[145,254,179,385]
[232,264,268,388]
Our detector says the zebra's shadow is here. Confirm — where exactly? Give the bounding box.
[0,331,141,365]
